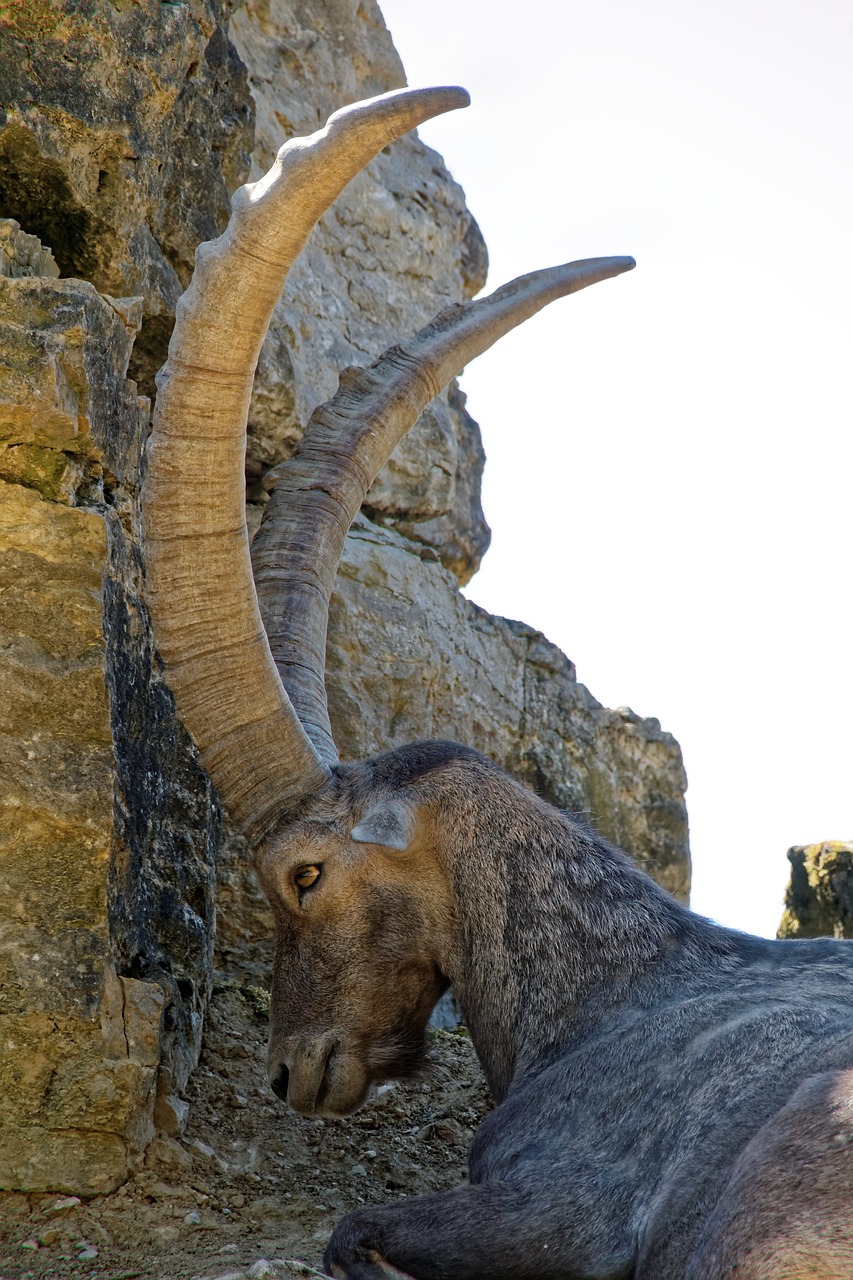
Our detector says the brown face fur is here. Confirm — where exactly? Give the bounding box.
[254,784,457,1117]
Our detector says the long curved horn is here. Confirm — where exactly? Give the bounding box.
[141,87,470,848]
[253,255,635,762]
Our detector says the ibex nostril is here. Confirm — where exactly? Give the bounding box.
[270,1064,289,1102]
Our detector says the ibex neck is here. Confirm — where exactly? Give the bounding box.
[446,809,704,1103]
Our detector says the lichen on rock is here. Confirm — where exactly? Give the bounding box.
[778,841,853,940]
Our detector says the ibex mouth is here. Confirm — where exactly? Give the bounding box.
[270,1062,289,1103]
[272,1033,370,1118]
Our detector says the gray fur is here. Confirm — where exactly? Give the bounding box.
[255,741,853,1279]
[351,797,415,851]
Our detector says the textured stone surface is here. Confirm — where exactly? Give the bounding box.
[0,480,160,1193]
[105,513,221,1100]
[0,0,253,395]
[0,0,490,583]
[778,841,853,940]
[0,273,144,495]
[0,271,218,1192]
[0,216,59,279]
[230,0,491,583]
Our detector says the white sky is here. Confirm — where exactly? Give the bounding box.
[377,0,853,937]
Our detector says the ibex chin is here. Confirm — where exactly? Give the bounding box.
[141,87,853,1279]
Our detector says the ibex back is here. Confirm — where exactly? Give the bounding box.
[141,88,853,1279]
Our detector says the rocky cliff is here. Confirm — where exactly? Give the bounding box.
[0,0,689,1194]
[778,841,853,940]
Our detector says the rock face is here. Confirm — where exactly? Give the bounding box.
[230,0,491,583]
[0,238,218,1193]
[0,0,690,1194]
[0,0,253,396]
[778,842,853,940]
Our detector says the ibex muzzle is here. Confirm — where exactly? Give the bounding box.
[142,87,853,1280]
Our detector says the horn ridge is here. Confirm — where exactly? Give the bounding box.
[254,255,635,754]
[142,87,471,845]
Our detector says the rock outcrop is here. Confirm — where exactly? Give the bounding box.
[778,841,853,940]
[0,0,690,1194]
[0,231,219,1192]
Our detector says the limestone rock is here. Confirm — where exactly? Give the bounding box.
[0,273,144,494]
[230,0,491,582]
[0,0,490,582]
[778,841,853,939]
[386,382,491,587]
[0,274,218,1192]
[0,479,160,1194]
[0,216,59,279]
[0,0,254,395]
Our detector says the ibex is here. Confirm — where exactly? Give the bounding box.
[141,88,853,1279]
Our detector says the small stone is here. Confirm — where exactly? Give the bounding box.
[363,1149,377,1159]
[21,1239,39,1250]
[184,1210,202,1226]
[153,1091,190,1135]
[44,1195,81,1217]
[38,1229,61,1246]
[228,1093,249,1108]
[230,1193,246,1208]
[78,1244,99,1260]
[350,1163,367,1177]
[431,1118,465,1143]
[190,1139,217,1159]
[147,1136,193,1171]
[247,1262,275,1279]
[147,1180,182,1200]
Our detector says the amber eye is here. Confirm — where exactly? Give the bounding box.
[294,864,322,893]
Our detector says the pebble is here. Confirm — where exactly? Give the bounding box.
[21,1239,39,1251]
[191,1139,217,1159]
[38,1229,61,1246]
[184,1210,202,1226]
[78,1245,99,1260]
[246,1261,275,1279]
[44,1195,81,1217]
[350,1163,367,1177]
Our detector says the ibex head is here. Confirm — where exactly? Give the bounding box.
[141,87,633,1115]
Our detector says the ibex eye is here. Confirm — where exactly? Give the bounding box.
[294,864,322,893]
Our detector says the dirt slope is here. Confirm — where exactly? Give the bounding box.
[0,988,490,1280]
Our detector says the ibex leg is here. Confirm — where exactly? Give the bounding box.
[684,1068,853,1280]
[324,1180,633,1280]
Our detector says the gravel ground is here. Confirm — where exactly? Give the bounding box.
[0,986,491,1280]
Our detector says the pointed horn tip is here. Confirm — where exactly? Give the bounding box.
[324,84,471,133]
[562,254,636,281]
[586,255,635,275]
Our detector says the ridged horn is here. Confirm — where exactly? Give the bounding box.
[141,87,470,848]
[253,256,636,762]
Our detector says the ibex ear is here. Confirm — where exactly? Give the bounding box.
[351,797,415,852]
